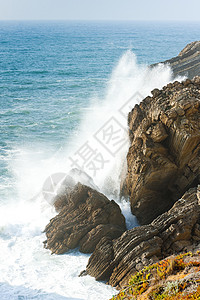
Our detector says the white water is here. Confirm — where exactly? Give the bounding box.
[0,51,183,300]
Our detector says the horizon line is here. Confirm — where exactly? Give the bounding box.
[0,19,200,22]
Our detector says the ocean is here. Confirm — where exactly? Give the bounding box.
[0,21,200,300]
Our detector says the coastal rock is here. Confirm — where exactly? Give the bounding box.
[124,76,200,224]
[153,41,200,79]
[85,187,200,288]
[43,183,126,254]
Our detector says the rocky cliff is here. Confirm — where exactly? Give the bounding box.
[152,41,200,79]
[123,76,200,224]
[84,187,200,288]
[82,76,200,288]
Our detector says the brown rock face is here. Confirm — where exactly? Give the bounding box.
[152,41,200,79]
[124,76,200,224]
[43,183,126,254]
[85,187,200,288]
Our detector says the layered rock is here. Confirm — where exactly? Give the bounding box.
[123,76,200,224]
[84,186,200,288]
[43,182,126,254]
[153,41,200,79]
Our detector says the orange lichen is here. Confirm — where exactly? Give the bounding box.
[111,252,200,300]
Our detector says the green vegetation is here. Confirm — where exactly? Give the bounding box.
[111,252,200,300]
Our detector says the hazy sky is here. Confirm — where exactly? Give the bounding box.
[0,0,200,21]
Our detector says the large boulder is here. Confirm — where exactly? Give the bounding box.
[84,186,200,288]
[123,76,200,224]
[152,41,200,79]
[43,182,126,254]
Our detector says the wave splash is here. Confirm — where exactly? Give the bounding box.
[0,51,183,300]
[65,50,180,197]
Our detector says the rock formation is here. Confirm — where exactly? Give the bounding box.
[152,41,200,79]
[123,76,200,224]
[43,182,126,254]
[84,186,200,288]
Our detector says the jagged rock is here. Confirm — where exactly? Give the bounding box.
[43,183,126,254]
[152,41,200,79]
[123,76,200,224]
[84,187,200,288]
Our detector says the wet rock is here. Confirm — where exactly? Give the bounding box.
[44,183,126,254]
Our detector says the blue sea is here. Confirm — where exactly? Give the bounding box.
[0,21,200,300]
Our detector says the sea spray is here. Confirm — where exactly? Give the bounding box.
[65,50,182,197]
[8,51,180,205]
[0,50,184,300]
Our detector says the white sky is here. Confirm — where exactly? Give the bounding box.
[0,0,200,21]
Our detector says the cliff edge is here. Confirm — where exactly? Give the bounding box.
[152,41,200,79]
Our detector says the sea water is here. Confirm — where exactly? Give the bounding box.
[0,21,200,300]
